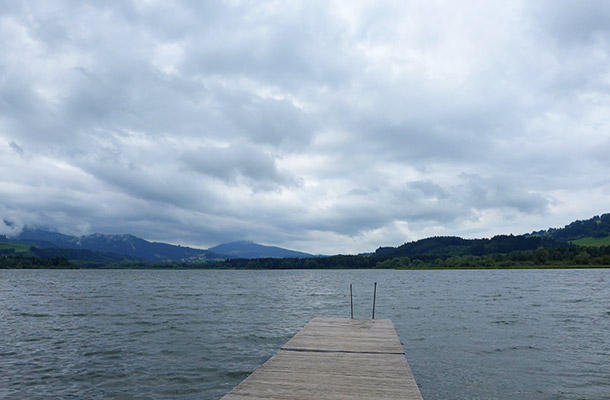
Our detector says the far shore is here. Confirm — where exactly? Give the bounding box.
[2,264,609,270]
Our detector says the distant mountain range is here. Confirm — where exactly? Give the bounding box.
[0,228,314,262]
[1,213,609,264]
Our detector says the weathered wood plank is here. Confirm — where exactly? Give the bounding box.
[220,318,423,399]
[282,318,405,354]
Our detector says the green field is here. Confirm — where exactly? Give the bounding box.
[0,242,32,254]
[571,235,610,247]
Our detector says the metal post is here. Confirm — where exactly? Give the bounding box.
[372,282,377,319]
[350,284,354,319]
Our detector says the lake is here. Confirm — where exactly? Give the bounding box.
[1,269,609,399]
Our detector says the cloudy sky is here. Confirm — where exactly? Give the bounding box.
[1,1,609,254]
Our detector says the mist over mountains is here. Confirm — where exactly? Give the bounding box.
[1,228,314,261]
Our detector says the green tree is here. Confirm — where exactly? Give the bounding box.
[534,247,549,265]
[574,250,590,265]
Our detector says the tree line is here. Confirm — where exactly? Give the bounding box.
[2,245,610,270]
[376,246,610,269]
[0,255,74,269]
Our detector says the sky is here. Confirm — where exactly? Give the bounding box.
[1,0,609,254]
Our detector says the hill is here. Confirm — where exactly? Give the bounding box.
[208,241,314,259]
[376,213,610,259]
[374,234,562,258]
[527,213,610,245]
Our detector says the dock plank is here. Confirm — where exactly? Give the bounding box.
[220,318,423,400]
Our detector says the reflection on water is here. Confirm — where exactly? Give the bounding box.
[1,268,609,399]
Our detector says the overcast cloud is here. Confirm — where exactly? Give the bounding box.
[1,0,609,254]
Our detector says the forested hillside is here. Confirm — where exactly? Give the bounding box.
[1,229,212,262]
[528,213,610,244]
[374,235,562,258]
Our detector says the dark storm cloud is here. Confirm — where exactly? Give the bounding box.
[181,142,296,189]
[1,1,609,253]
[213,88,317,149]
[281,174,549,240]
[458,174,549,214]
[531,0,610,45]
[181,2,353,89]
[9,141,23,155]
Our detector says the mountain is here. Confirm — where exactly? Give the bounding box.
[5,228,211,262]
[12,228,79,249]
[74,233,209,261]
[208,241,313,259]
[2,228,312,261]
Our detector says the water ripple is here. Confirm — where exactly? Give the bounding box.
[1,268,609,400]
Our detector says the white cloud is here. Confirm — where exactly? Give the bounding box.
[1,0,609,254]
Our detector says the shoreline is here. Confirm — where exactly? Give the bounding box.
[2,264,609,270]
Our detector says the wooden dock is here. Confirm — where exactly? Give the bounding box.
[220,318,423,399]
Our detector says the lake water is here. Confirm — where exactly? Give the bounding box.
[1,269,609,399]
